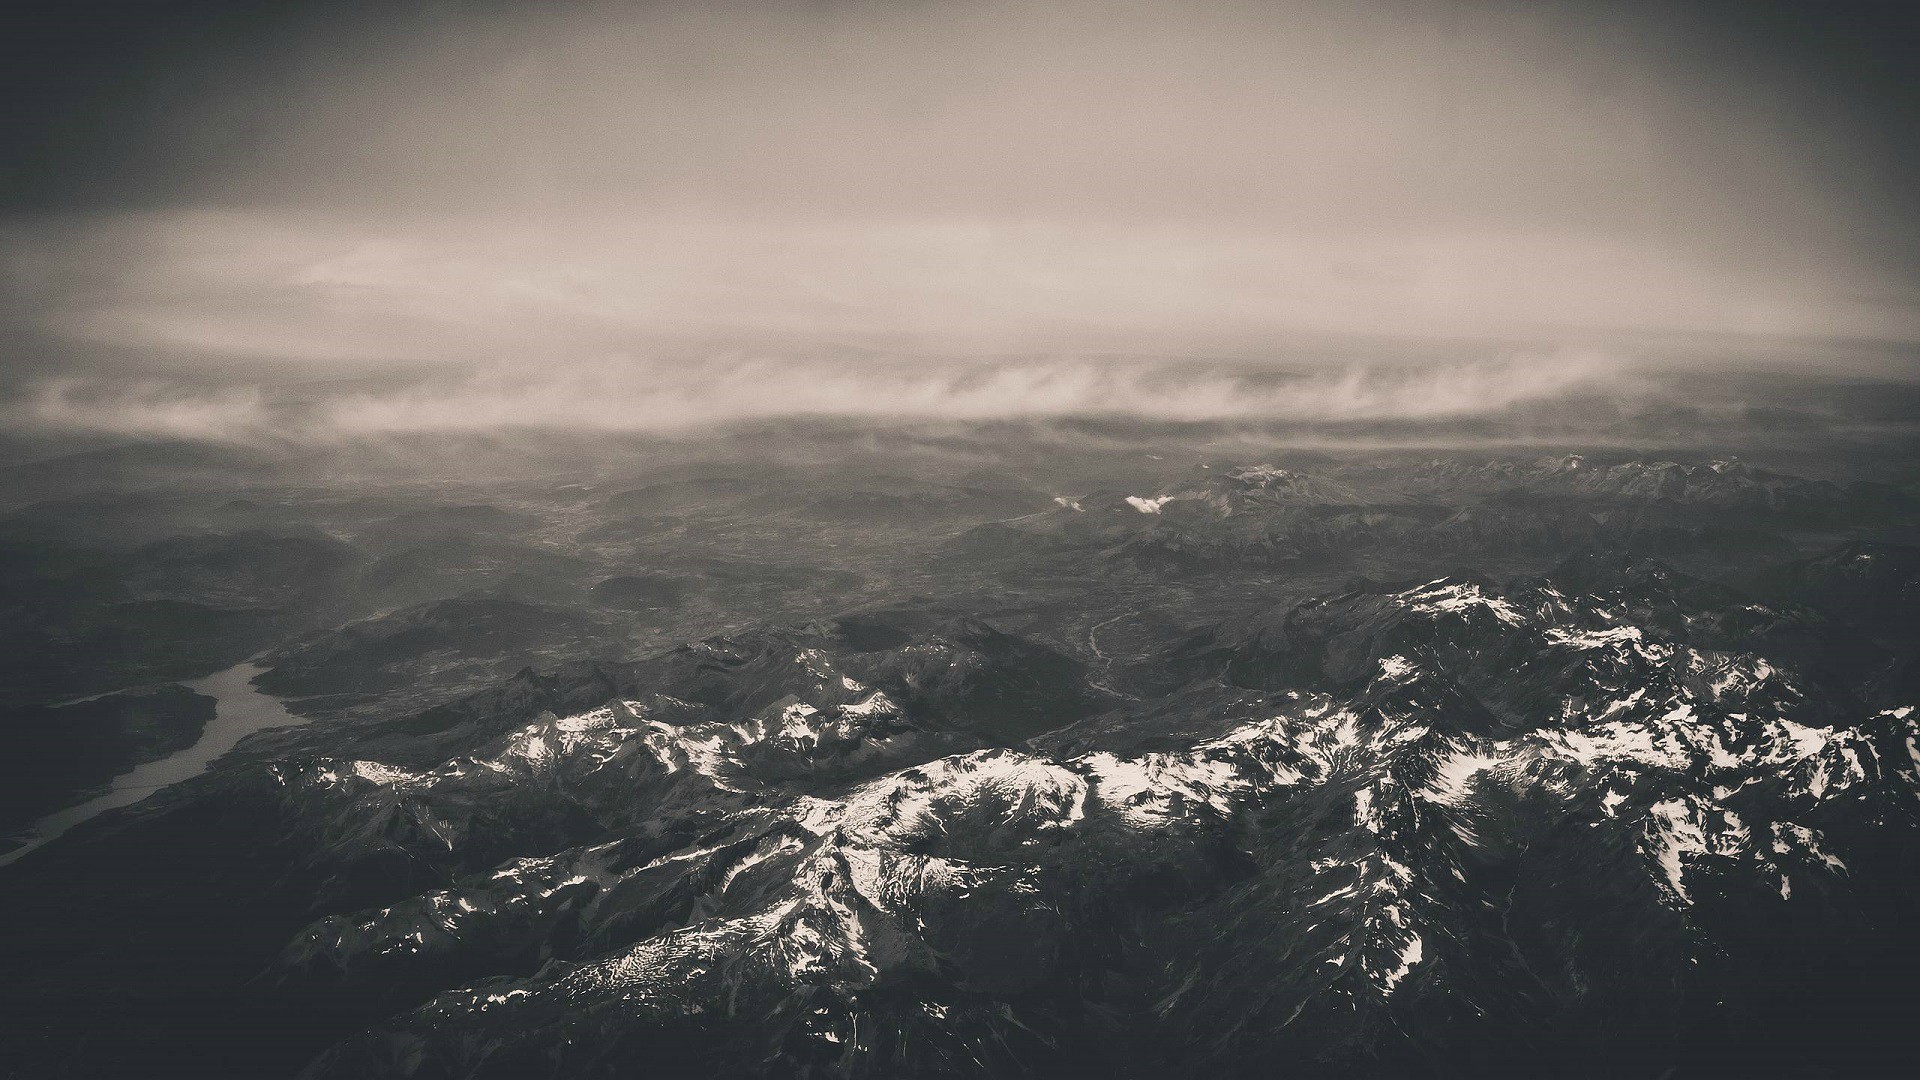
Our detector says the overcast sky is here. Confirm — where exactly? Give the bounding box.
[2,0,1916,435]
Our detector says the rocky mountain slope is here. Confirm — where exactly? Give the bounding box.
[2,445,1916,1080]
[232,563,1920,1078]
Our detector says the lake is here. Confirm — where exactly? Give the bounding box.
[0,662,302,869]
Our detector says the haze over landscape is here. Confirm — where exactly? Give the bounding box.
[1,2,1917,1078]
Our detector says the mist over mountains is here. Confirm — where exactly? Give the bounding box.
[3,1,1919,1077]
[7,351,1645,442]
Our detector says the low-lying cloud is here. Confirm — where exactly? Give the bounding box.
[6,350,1639,444]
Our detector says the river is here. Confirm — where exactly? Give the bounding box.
[0,662,303,869]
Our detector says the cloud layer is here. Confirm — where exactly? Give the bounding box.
[3,0,1915,429]
[15,208,1916,378]
[7,350,1641,443]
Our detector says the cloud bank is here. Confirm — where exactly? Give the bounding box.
[3,0,1915,430]
[14,209,1916,377]
[6,350,1642,444]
